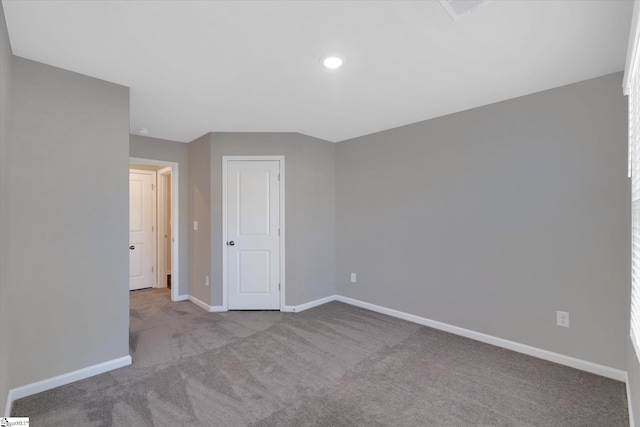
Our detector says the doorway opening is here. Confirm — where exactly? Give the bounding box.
[129,157,180,302]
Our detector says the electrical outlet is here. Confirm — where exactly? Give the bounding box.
[557,311,569,328]
[193,221,198,231]
[205,275,209,287]
[350,273,357,283]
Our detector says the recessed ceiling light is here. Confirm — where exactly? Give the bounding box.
[137,128,150,135]
[322,55,343,70]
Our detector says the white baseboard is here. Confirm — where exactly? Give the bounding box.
[627,372,636,427]
[282,294,338,313]
[188,295,225,312]
[173,294,189,302]
[4,355,131,417]
[335,295,627,382]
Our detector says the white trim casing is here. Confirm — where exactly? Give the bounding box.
[624,0,640,95]
[174,294,189,302]
[4,355,131,417]
[129,158,180,302]
[335,295,627,382]
[222,156,285,311]
[188,295,225,312]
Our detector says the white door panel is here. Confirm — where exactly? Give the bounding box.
[238,251,270,294]
[227,160,280,310]
[129,169,156,291]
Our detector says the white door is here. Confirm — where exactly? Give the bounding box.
[226,160,281,310]
[129,169,156,291]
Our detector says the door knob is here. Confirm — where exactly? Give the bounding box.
[129,245,135,250]
[227,241,235,246]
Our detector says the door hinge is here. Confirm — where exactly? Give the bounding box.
[278,228,280,236]
[152,225,154,232]
[151,183,155,191]
[278,173,280,181]
[152,266,154,273]
[278,283,281,291]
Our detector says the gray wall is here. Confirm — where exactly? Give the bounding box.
[188,134,212,304]
[7,57,130,394]
[336,73,630,370]
[130,134,190,297]
[202,132,336,307]
[0,0,12,412]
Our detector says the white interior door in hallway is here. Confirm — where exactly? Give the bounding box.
[129,169,156,291]
[225,159,282,310]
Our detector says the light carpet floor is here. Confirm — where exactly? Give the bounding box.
[12,288,629,426]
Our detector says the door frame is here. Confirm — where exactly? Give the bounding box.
[157,167,172,289]
[130,157,180,302]
[222,155,285,311]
